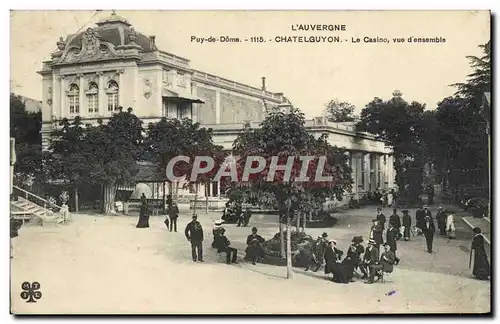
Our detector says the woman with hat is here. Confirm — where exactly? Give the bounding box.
[446,209,456,239]
[305,233,328,272]
[471,227,490,280]
[343,236,365,281]
[324,240,347,283]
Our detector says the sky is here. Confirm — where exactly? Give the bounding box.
[10,10,490,118]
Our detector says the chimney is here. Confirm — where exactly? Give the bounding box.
[261,77,266,91]
[149,36,156,49]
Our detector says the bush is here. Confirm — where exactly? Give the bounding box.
[468,197,489,218]
[262,231,314,261]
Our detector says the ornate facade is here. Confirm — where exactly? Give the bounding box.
[37,12,396,205]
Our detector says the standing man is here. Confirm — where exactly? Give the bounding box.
[427,185,435,205]
[423,205,433,220]
[436,206,447,236]
[402,209,412,241]
[389,208,401,232]
[376,207,386,231]
[369,219,384,252]
[185,214,204,262]
[386,224,401,265]
[169,202,179,232]
[415,205,425,235]
[422,215,436,253]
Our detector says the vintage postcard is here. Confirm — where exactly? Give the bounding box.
[9,10,491,314]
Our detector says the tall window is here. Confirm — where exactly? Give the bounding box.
[87,82,99,113]
[68,83,80,114]
[107,80,119,112]
[360,155,365,188]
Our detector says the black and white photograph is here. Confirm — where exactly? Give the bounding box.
[8,8,491,315]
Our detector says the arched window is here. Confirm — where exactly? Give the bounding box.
[87,82,99,113]
[68,83,80,114]
[106,80,119,112]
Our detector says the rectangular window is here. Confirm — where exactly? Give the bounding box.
[88,95,98,113]
[177,73,186,87]
[69,96,79,114]
[162,70,171,84]
[107,93,119,112]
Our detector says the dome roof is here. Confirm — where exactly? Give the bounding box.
[64,11,156,52]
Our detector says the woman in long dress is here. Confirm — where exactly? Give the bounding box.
[471,227,490,280]
[446,210,456,239]
[136,193,150,228]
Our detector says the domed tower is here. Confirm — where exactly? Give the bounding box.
[37,10,199,150]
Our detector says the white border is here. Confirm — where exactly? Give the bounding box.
[2,1,498,322]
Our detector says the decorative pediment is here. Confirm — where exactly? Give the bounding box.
[57,28,120,64]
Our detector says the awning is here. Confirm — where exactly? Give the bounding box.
[162,88,205,104]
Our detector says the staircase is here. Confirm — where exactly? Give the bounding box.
[10,185,65,226]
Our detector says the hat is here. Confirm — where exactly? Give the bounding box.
[473,227,481,234]
[214,220,223,226]
[329,239,337,244]
[322,232,328,238]
[423,205,428,208]
[372,218,378,222]
[368,239,376,245]
[402,209,409,214]
[251,227,258,232]
[438,206,443,209]
[352,236,363,244]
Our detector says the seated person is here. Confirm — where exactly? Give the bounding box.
[212,220,224,248]
[214,228,238,264]
[245,227,265,264]
[305,233,328,272]
[324,240,348,283]
[380,243,396,274]
[362,239,383,284]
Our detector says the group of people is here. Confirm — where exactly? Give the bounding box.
[136,193,180,231]
[211,219,266,265]
[305,232,397,284]
[222,201,253,227]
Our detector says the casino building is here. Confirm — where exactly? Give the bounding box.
[37,11,396,209]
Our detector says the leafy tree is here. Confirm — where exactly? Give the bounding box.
[228,108,352,278]
[45,116,89,211]
[356,95,428,202]
[86,107,144,214]
[10,93,42,180]
[323,99,356,122]
[144,117,226,212]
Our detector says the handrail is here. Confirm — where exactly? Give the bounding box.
[12,185,62,211]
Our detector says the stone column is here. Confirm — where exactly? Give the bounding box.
[60,75,66,117]
[97,72,104,115]
[78,74,85,116]
[215,90,221,124]
[217,180,221,197]
[117,69,124,107]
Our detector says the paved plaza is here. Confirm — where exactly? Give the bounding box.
[11,206,490,314]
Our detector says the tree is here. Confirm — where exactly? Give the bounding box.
[143,117,227,213]
[356,95,428,202]
[323,99,356,122]
[86,107,144,214]
[45,116,90,211]
[228,108,352,278]
[10,93,42,180]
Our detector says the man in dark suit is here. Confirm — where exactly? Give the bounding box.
[214,228,238,264]
[169,203,179,232]
[386,224,400,265]
[369,219,384,252]
[415,206,425,235]
[436,206,446,236]
[376,207,386,230]
[185,214,204,262]
[422,215,436,253]
[363,239,382,284]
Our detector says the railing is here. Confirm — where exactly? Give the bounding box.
[12,185,62,214]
